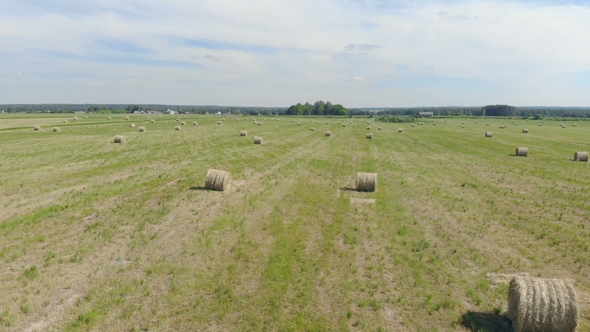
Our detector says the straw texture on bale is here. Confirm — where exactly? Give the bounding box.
[240,130,248,136]
[356,172,377,192]
[508,276,578,332]
[485,132,493,138]
[574,151,589,162]
[205,169,231,191]
[325,131,332,137]
[254,136,263,144]
[515,147,529,157]
[130,124,136,128]
[114,135,125,143]
[53,127,60,132]
[523,128,529,133]
[398,128,404,133]
[139,126,146,132]
[34,126,40,131]
[366,133,373,139]
[174,126,181,131]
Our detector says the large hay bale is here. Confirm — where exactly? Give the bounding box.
[508,276,578,332]
[114,135,126,143]
[205,169,231,191]
[356,172,377,192]
[398,128,404,133]
[174,126,181,131]
[523,128,529,133]
[515,147,529,157]
[366,133,373,139]
[130,123,136,128]
[33,125,40,131]
[240,130,248,136]
[254,136,263,144]
[485,132,493,138]
[53,127,60,132]
[539,123,543,127]
[325,131,332,137]
[574,151,589,162]
[139,126,146,132]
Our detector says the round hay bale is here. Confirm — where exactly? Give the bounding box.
[130,123,136,128]
[151,119,156,123]
[176,118,180,122]
[174,126,181,131]
[342,124,346,127]
[254,136,263,144]
[326,122,330,125]
[366,127,371,130]
[316,121,319,124]
[378,127,382,130]
[63,120,68,123]
[366,133,373,139]
[108,117,112,120]
[573,124,577,127]
[218,121,222,125]
[139,126,146,132]
[53,127,60,132]
[508,276,578,332]
[73,116,78,121]
[240,130,248,136]
[205,169,231,191]
[432,123,436,126]
[522,128,529,133]
[462,122,465,125]
[181,121,186,125]
[515,147,529,157]
[257,122,263,126]
[461,125,465,128]
[33,125,42,131]
[411,124,415,127]
[356,172,377,192]
[114,135,126,143]
[310,127,315,131]
[398,128,404,133]
[366,121,371,124]
[298,123,301,126]
[539,124,543,127]
[125,116,130,121]
[486,123,490,126]
[562,125,567,128]
[574,151,589,162]
[325,131,332,137]
[84,116,88,119]
[485,132,493,138]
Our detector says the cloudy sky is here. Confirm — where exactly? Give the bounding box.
[1,0,589,107]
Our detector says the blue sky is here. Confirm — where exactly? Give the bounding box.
[0,0,589,107]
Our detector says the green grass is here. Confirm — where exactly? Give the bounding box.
[0,114,588,331]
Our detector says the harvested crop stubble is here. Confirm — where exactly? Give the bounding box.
[356,172,377,192]
[366,133,373,139]
[114,135,125,143]
[398,128,404,133]
[240,130,248,136]
[53,127,60,132]
[515,147,529,157]
[485,132,493,138]
[33,125,40,131]
[130,124,136,128]
[174,126,181,131]
[254,136,263,144]
[522,128,529,133]
[325,131,332,137]
[205,169,231,191]
[508,276,578,332]
[574,151,589,162]
[139,126,146,132]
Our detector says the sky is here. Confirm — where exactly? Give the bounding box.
[0,0,589,107]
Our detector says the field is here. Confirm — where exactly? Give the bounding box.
[0,114,589,331]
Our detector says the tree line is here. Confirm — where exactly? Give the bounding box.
[285,101,347,116]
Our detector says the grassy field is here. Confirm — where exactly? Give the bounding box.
[0,114,589,331]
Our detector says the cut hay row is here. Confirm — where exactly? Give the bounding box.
[508,276,578,332]
[254,136,263,144]
[356,172,377,192]
[205,169,231,191]
[574,151,589,162]
[114,135,125,143]
[515,147,529,157]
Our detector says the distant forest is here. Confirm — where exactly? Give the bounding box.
[1,103,590,118]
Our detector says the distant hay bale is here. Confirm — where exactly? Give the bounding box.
[378,127,382,130]
[411,124,415,127]
[462,122,465,125]
[84,116,88,119]
[562,125,567,128]
[257,122,263,126]
[316,121,319,124]
[181,121,186,125]
[366,121,371,124]
[539,124,543,126]
[574,151,589,162]
[139,126,146,132]
[218,121,222,125]
[515,147,529,157]
[63,120,68,123]
[311,127,315,131]
[130,123,136,128]
[356,172,377,192]
[486,123,490,126]
[485,132,493,138]
[108,117,112,120]
[342,124,346,127]
[125,116,130,121]
[114,135,126,143]
[366,127,371,130]
[205,169,231,191]
[53,127,60,132]
[298,123,301,126]
[240,130,248,136]
[326,122,330,125]
[325,131,332,137]
[73,116,78,121]
[432,123,436,126]
[398,128,404,133]
[33,125,40,131]
[508,276,578,332]
[366,133,373,139]
[151,119,155,123]
[461,125,465,128]
[573,124,577,127]
[254,136,263,144]
[174,126,181,131]
[176,118,180,122]
[522,128,529,133]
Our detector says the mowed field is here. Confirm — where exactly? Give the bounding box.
[0,114,589,332]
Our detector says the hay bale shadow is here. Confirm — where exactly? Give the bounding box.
[339,187,357,192]
[188,186,208,191]
[460,311,512,332]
